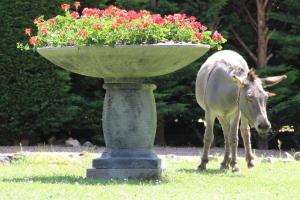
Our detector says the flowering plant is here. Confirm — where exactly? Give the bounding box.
[18,2,226,50]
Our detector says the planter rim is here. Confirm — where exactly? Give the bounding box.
[37,43,210,50]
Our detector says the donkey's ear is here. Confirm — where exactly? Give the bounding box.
[231,75,247,87]
[260,75,287,88]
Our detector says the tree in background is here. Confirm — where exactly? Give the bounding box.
[226,0,300,149]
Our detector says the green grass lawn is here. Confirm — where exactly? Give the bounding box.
[0,152,299,200]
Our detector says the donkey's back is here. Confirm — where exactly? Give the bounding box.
[195,50,249,112]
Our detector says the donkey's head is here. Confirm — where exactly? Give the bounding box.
[232,70,287,135]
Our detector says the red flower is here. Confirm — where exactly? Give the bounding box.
[195,32,203,40]
[104,5,119,16]
[24,28,31,36]
[82,8,104,18]
[71,12,80,19]
[125,23,133,29]
[61,3,70,11]
[74,1,81,9]
[212,31,223,40]
[77,29,87,37]
[41,28,48,36]
[127,10,138,21]
[49,18,55,25]
[116,18,124,25]
[93,24,102,30]
[29,36,38,46]
[151,14,165,25]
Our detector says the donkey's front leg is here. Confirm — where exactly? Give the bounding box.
[240,117,255,168]
[229,112,241,172]
[198,111,215,171]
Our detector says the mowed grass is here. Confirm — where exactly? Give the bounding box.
[0,152,299,200]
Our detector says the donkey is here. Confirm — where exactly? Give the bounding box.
[195,50,286,172]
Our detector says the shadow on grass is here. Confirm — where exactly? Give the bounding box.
[2,175,168,186]
[178,168,244,177]
[178,168,225,174]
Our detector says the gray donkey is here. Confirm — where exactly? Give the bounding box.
[196,50,286,172]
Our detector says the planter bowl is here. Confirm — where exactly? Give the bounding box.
[37,44,210,78]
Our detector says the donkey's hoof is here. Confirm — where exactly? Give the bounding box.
[232,166,241,173]
[247,161,255,168]
[197,164,207,171]
[220,163,229,170]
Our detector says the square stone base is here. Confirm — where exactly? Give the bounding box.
[87,168,162,180]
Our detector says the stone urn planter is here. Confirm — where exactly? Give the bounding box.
[37,44,209,179]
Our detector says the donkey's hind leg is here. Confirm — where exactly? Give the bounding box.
[198,111,215,171]
[218,117,231,170]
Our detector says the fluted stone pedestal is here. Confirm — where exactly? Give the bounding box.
[87,79,162,179]
[37,44,210,180]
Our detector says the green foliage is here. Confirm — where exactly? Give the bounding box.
[0,0,104,145]
[0,0,73,144]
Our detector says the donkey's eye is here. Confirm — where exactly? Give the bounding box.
[246,90,253,97]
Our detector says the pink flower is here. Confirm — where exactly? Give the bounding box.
[173,13,186,21]
[189,16,196,21]
[77,29,87,37]
[195,32,203,40]
[29,36,38,45]
[41,28,48,36]
[212,31,223,40]
[71,12,80,19]
[111,24,117,30]
[151,14,165,25]
[24,28,31,36]
[191,22,201,29]
[200,25,207,31]
[61,3,70,11]
[166,15,175,23]
[74,1,81,9]
[93,24,102,30]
